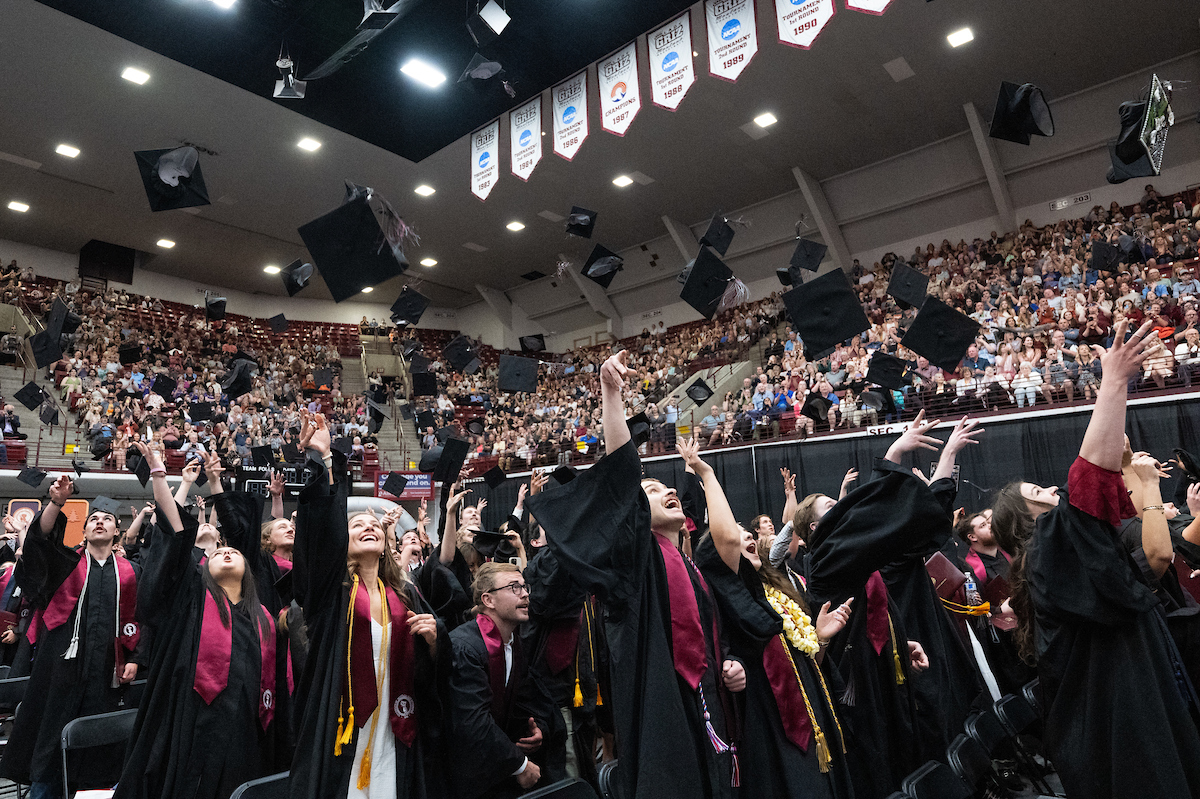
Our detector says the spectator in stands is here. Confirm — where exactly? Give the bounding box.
[421,427,437,450]
[0,405,25,440]
[1010,363,1042,408]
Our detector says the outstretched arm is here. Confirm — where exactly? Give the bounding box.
[268,470,285,519]
[135,441,183,532]
[174,460,200,506]
[1079,319,1155,471]
[600,351,632,452]
[884,410,941,466]
[680,437,740,572]
[441,484,469,565]
[931,417,982,484]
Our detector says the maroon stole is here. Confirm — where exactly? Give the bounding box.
[476,612,527,724]
[194,590,277,730]
[0,563,14,597]
[761,634,814,752]
[271,553,295,693]
[343,580,418,747]
[272,553,293,574]
[542,612,581,676]
[963,549,1011,587]
[864,571,890,656]
[654,534,710,689]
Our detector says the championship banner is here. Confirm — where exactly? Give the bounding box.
[598,42,641,136]
[510,96,542,181]
[775,0,835,49]
[552,71,589,161]
[845,0,891,13]
[706,0,758,82]
[647,11,695,111]
[470,120,500,201]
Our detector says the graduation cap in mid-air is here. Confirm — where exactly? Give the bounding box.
[565,206,598,238]
[866,352,910,391]
[900,298,981,372]
[685,379,714,405]
[222,359,257,399]
[790,238,827,273]
[550,465,578,485]
[39,402,59,427]
[679,247,736,321]
[118,342,141,366]
[581,245,624,289]
[267,314,289,334]
[189,402,215,422]
[150,374,177,400]
[800,393,832,424]
[781,269,870,360]
[409,353,431,374]
[90,496,124,517]
[16,467,47,490]
[626,411,651,448]
[133,146,211,212]
[483,465,507,489]
[466,419,485,436]
[699,213,735,256]
[1106,76,1173,185]
[989,82,1055,146]
[471,530,519,562]
[126,447,152,487]
[281,260,315,297]
[29,331,62,369]
[519,334,546,353]
[390,286,430,327]
[205,295,227,322]
[432,437,470,483]
[412,373,438,397]
[886,261,930,310]
[498,355,539,394]
[382,472,409,497]
[14,382,45,411]
[297,190,410,302]
[443,336,481,375]
[1090,239,1123,273]
[71,458,90,478]
[250,445,275,468]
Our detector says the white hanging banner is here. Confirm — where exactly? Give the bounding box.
[647,11,695,111]
[598,42,641,136]
[552,71,589,161]
[845,0,891,14]
[706,0,758,82]
[470,120,500,201]
[775,0,835,49]
[510,96,542,181]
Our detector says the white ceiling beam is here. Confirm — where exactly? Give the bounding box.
[567,266,623,339]
[963,100,1017,232]
[791,167,853,272]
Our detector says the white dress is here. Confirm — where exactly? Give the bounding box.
[346,620,397,799]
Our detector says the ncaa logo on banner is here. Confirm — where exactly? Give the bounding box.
[519,129,532,147]
[721,18,740,39]
[478,152,490,168]
[662,52,679,72]
[471,118,500,200]
[563,105,576,124]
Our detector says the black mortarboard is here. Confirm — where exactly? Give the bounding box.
[886,261,930,310]
[581,245,624,288]
[432,437,470,483]
[281,260,315,297]
[790,238,827,272]
[90,496,123,517]
[781,269,870,359]
[297,194,408,303]
[418,445,442,471]
[16,467,47,489]
[133,146,211,212]
[866,352,910,390]
[498,355,539,393]
[900,298,980,372]
[222,359,257,399]
[1090,238,1122,273]
[401,338,424,358]
[700,214,735,256]
[471,530,519,562]
[412,373,438,397]
[409,353,431,374]
[39,403,59,427]
[566,207,598,238]
[551,465,578,485]
[1106,88,1169,185]
[268,314,289,334]
[189,402,214,422]
[118,342,141,365]
[861,389,896,418]
[126,447,151,486]
[626,411,651,447]
[366,397,390,421]
[416,410,437,430]
[194,465,208,488]
[466,419,485,436]
[390,286,430,326]
[483,465,507,489]
[435,426,455,444]
[151,374,177,400]
[71,458,90,477]
[679,247,735,321]
[988,82,1055,146]
[46,298,81,337]
[800,393,832,423]
[1118,233,1146,266]
[29,331,62,368]
[205,296,227,321]
[15,382,45,411]
[250,445,274,467]
[519,334,546,353]
[331,437,354,457]
[382,472,409,497]
[312,368,333,390]
[399,403,414,421]
[443,336,481,375]
[686,379,714,404]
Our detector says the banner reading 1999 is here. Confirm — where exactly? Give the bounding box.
[706,0,758,82]
[647,11,695,111]
[775,0,835,49]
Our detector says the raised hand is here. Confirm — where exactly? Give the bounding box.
[133,440,164,473]
[300,411,331,457]
[529,468,548,496]
[48,475,74,507]
[1187,483,1200,517]
[780,467,796,496]
[943,416,983,457]
[1098,318,1157,384]
[181,460,201,484]
[815,597,854,643]
[839,468,858,499]
[886,410,942,463]
[1131,452,1170,483]
[445,484,471,514]
[406,610,439,648]
[600,350,631,393]
[677,436,711,476]
[267,470,284,497]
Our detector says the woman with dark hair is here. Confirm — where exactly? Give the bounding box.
[116,446,284,799]
[991,319,1200,798]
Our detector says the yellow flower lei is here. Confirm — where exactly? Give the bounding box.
[763,584,820,658]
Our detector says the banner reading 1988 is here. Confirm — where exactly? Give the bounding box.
[470,119,499,201]
[647,11,695,111]
[775,0,835,49]
[510,96,542,181]
[706,0,758,82]
[598,42,641,136]
[552,71,589,161]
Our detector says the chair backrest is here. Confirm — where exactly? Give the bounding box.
[1022,677,1042,713]
[229,771,289,799]
[61,708,138,751]
[901,761,972,799]
[0,676,29,708]
[0,665,10,680]
[964,710,1008,755]
[946,733,992,790]
[597,760,621,799]
[521,777,600,799]
[994,693,1038,736]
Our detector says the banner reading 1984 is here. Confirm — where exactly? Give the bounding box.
[598,42,641,136]
[470,119,499,201]
[510,96,542,181]
[552,71,589,161]
[775,0,835,49]
[706,0,758,82]
[647,11,695,111]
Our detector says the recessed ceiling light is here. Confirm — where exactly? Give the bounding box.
[121,67,150,84]
[55,144,80,158]
[7,201,29,213]
[420,257,438,266]
[947,27,974,47]
[262,265,281,274]
[361,286,374,293]
[506,221,525,232]
[414,184,436,196]
[612,175,634,187]
[210,0,236,7]
[754,112,777,128]
[401,59,447,89]
[156,239,176,249]
[297,137,321,152]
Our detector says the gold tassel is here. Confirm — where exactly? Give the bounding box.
[596,687,603,707]
[336,706,355,755]
[573,677,584,708]
[356,747,372,789]
[888,616,906,685]
[337,574,361,757]
[814,728,831,773]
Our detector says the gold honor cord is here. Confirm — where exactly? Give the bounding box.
[887,615,905,686]
[356,579,390,790]
[778,634,847,773]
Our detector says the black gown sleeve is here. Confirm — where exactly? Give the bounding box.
[136,504,203,628]
[17,509,81,609]
[211,491,267,577]
[293,452,350,616]
[413,554,471,630]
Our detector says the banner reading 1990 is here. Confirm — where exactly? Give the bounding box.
[706,0,758,82]
[510,96,542,181]
[598,42,641,136]
[647,11,695,111]
[470,120,499,201]
[552,71,589,161]
[775,0,835,49]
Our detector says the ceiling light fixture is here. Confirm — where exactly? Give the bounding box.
[121,67,150,84]
[262,265,281,274]
[420,258,438,266]
[506,221,525,231]
[414,184,436,196]
[156,239,176,249]
[55,144,80,158]
[467,0,511,46]
[754,112,778,128]
[612,175,634,188]
[361,286,374,293]
[947,27,974,47]
[211,0,236,8]
[297,137,321,152]
[7,202,29,213]
[401,58,447,89]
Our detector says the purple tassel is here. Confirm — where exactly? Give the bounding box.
[699,690,729,754]
[730,745,741,787]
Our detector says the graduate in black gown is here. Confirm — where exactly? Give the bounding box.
[289,410,450,799]
[526,350,737,799]
[117,446,284,799]
[681,436,857,799]
[0,475,144,798]
[993,319,1200,799]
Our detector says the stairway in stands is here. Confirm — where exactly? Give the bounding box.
[0,363,81,471]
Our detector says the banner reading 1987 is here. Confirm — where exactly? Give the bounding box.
[552,71,589,161]
[647,11,695,111]
[510,96,542,181]
[470,119,499,201]
[706,0,758,82]
[598,42,641,136]
[775,0,835,49]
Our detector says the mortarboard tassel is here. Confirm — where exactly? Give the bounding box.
[574,676,584,709]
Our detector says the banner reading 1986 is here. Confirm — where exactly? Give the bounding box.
[706,0,758,82]
[598,42,641,136]
[510,96,542,181]
[775,0,835,49]
[470,119,499,201]
[647,11,695,111]
[552,71,589,161]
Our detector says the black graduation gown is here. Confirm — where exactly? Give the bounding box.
[525,441,734,799]
[115,506,280,799]
[289,452,450,799]
[695,538,854,799]
[0,509,142,787]
[803,461,946,799]
[1028,495,1200,798]
[413,551,471,633]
